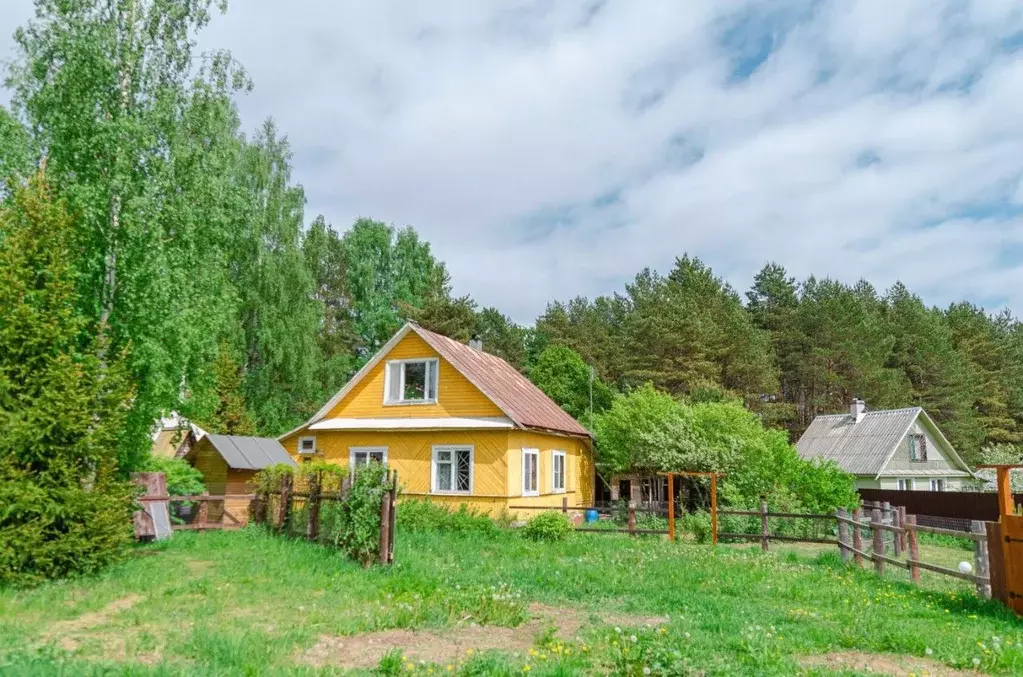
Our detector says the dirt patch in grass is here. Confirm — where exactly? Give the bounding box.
[185,559,214,575]
[801,651,976,676]
[42,595,142,651]
[300,603,669,669]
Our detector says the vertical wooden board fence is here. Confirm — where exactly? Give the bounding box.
[1001,515,1023,614]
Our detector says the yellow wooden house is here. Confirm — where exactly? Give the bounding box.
[279,323,594,516]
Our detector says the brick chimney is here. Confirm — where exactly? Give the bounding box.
[850,398,866,422]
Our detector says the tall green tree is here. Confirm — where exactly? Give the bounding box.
[0,106,35,192]
[8,0,249,469]
[0,176,135,586]
[528,345,613,425]
[474,307,527,371]
[231,120,322,433]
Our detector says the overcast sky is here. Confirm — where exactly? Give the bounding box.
[4,1,1023,323]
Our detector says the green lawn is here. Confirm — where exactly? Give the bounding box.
[1,528,1021,676]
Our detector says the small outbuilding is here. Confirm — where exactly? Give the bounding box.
[185,434,296,524]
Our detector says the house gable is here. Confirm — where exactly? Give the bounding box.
[325,332,505,420]
[875,411,972,478]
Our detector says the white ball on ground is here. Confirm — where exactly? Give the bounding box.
[958,561,973,575]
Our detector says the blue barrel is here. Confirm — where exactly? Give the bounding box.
[585,509,599,523]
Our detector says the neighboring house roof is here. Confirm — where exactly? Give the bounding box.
[150,412,208,459]
[796,406,972,478]
[288,322,591,440]
[189,435,297,471]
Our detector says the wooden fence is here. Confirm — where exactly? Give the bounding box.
[251,469,399,565]
[858,488,1023,523]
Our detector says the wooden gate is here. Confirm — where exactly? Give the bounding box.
[1001,515,1023,614]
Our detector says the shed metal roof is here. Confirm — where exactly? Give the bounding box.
[203,435,296,471]
[796,408,922,475]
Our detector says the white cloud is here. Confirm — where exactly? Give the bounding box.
[4,0,1023,322]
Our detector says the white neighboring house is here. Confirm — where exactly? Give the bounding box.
[796,399,974,491]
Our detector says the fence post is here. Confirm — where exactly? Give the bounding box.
[852,508,864,567]
[277,473,293,534]
[379,477,392,566]
[871,507,885,575]
[251,491,266,526]
[628,503,636,537]
[307,471,322,542]
[388,471,398,564]
[562,497,568,514]
[986,521,1007,604]
[882,501,893,554]
[837,509,850,563]
[906,515,920,583]
[760,499,770,553]
[667,473,675,542]
[891,505,902,557]
[972,520,991,599]
[197,491,209,531]
[897,506,907,555]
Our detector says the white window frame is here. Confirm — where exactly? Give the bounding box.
[383,358,439,405]
[908,433,927,462]
[431,444,473,495]
[522,448,540,497]
[298,436,317,455]
[897,479,914,491]
[349,446,387,467]
[551,450,566,493]
[930,479,945,492]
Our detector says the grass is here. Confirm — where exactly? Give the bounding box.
[0,527,1021,676]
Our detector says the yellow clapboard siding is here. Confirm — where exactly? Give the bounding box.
[506,430,593,517]
[326,333,504,419]
[284,430,510,498]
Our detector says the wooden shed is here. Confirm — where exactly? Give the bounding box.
[185,434,296,525]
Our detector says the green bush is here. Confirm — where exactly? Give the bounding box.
[680,511,712,544]
[396,500,498,536]
[142,456,205,497]
[335,463,392,566]
[522,511,573,542]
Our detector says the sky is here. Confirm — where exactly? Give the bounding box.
[4,1,1023,324]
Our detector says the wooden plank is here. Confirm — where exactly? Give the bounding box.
[908,558,991,584]
[760,500,769,553]
[972,520,992,599]
[718,533,838,545]
[837,509,851,563]
[872,507,885,575]
[137,494,256,502]
[711,473,718,547]
[574,528,668,535]
[906,523,984,540]
[667,473,675,542]
[986,521,1007,604]
[853,508,864,568]
[907,514,921,583]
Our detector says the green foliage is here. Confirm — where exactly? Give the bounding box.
[528,345,613,423]
[592,383,699,476]
[193,343,257,436]
[336,463,393,566]
[0,178,135,587]
[141,456,205,497]
[680,511,712,543]
[521,511,572,542]
[594,386,857,514]
[396,500,498,536]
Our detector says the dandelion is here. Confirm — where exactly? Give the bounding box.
[615,627,622,634]
[684,632,691,639]
[972,657,981,667]
[925,648,933,656]
[643,668,652,675]
[630,635,638,643]
[522,666,531,673]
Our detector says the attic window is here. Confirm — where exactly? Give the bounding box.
[384,359,439,405]
[908,434,927,462]
[298,437,316,455]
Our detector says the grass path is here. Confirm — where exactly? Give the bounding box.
[1,528,1021,675]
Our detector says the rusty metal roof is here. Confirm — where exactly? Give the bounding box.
[415,326,591,438]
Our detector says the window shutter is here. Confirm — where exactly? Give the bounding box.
[386,362,401,402]
[428,360,438,400]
